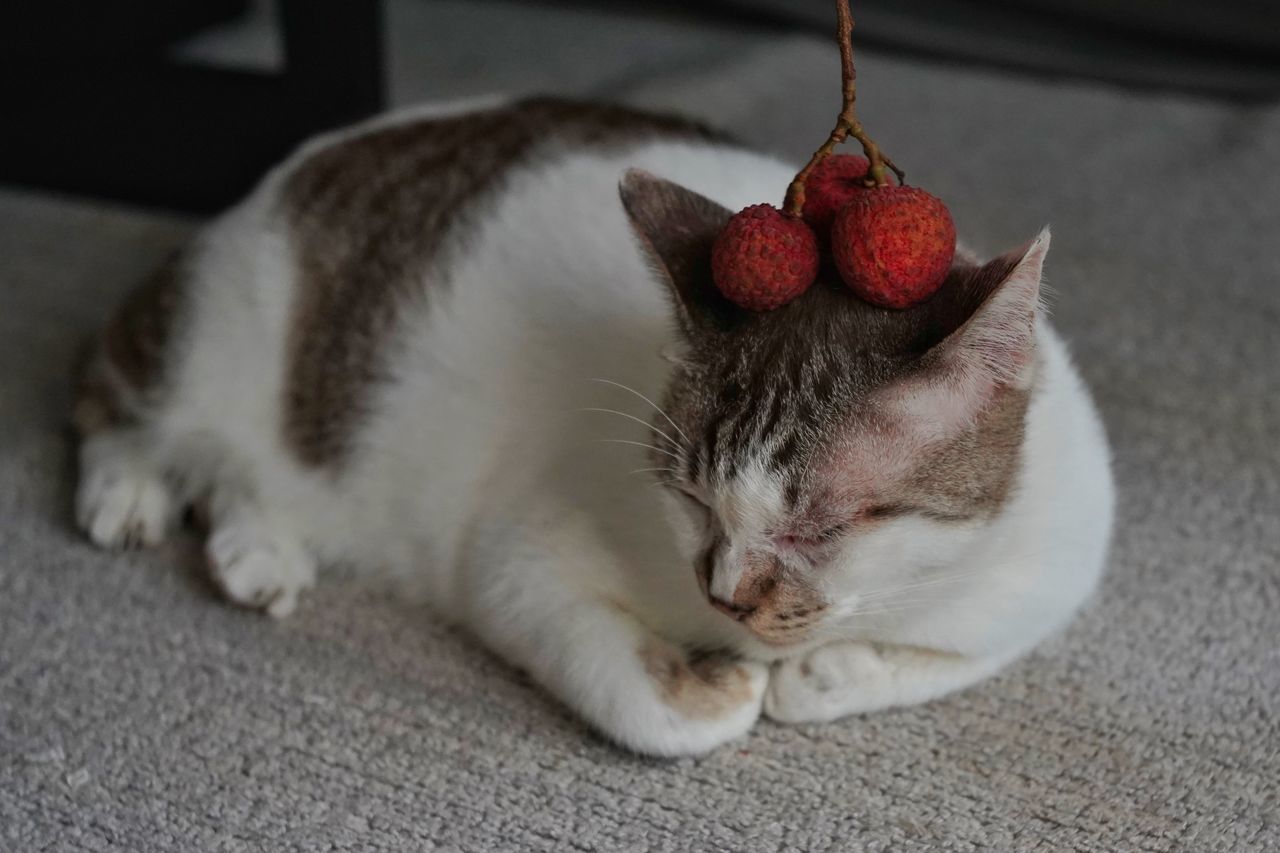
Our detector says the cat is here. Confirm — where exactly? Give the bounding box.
[73,97,1115,757]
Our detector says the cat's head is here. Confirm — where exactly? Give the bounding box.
[620,169,1047,648]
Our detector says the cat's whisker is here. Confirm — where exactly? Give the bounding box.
[650,479,681,489]
[828,600,940,625]
[579,407,678,447]
[588,378,690,445]
[630,466,678,475]
[831,595,937,617]
[851,598,941,615]
[853,570,985,604]
[832,559,1057,624]
[595,438,682,459]
[852,549,1057,608]
[853,585,964,606]
[839,594,952,615]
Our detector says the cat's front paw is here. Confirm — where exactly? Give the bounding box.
[76,466,174,550]
[627,642,768,756]
[206,520,315,618]
[764,642,890,724]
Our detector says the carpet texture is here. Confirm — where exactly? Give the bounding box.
[2,3,1278,850]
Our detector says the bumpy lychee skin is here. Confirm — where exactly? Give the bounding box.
[800,154,875,241]
[832,186,956,309]
[712,204,819,311]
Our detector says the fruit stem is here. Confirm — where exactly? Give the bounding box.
[782,0,906,218]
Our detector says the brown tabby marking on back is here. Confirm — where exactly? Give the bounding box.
[74,253,185,436]
[639,641,755,721]
[280,97,728,469]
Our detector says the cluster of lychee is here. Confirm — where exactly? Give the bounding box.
[709,0,956,313]
[711,155,955,312]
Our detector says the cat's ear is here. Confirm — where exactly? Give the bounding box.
[619,169,735,335]
[939,228,1049,388]
[896,229,1050,438]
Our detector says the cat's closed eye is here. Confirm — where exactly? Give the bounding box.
[773,526,845,553]
[774,533,827,551]
[863,504,910,520]
[775,505,912,552]
[674,487,711,519]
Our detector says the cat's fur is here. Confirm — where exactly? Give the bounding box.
[73,97,1114,756]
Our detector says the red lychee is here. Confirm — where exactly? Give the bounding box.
[711,204,819,311]
[831,186,955,309]
[799,154,884,241]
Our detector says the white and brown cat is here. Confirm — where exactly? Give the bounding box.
[73,97,1114,756]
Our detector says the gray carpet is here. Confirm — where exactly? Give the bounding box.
[3,3,1279,850]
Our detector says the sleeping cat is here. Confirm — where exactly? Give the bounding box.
[73,97,1114,756]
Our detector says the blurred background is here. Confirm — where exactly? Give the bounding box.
[2,0,1278,213]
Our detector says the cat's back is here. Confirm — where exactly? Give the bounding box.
[227,98,735,465]
[138,98,729,455]
[82,97,792,570]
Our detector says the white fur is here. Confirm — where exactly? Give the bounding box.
[77,100,1114,756]
[77,435,173,550]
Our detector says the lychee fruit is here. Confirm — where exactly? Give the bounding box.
[711,204,819,311]
[831,186,955,309]
[799,154,884,241]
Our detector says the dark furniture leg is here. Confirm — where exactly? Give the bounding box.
[0,0,385,213]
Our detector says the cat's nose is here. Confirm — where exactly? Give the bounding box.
[709,594,756,621]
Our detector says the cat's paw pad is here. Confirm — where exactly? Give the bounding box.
[76,468,173,550]
[206,522,315,618]
[764,642,887,724]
